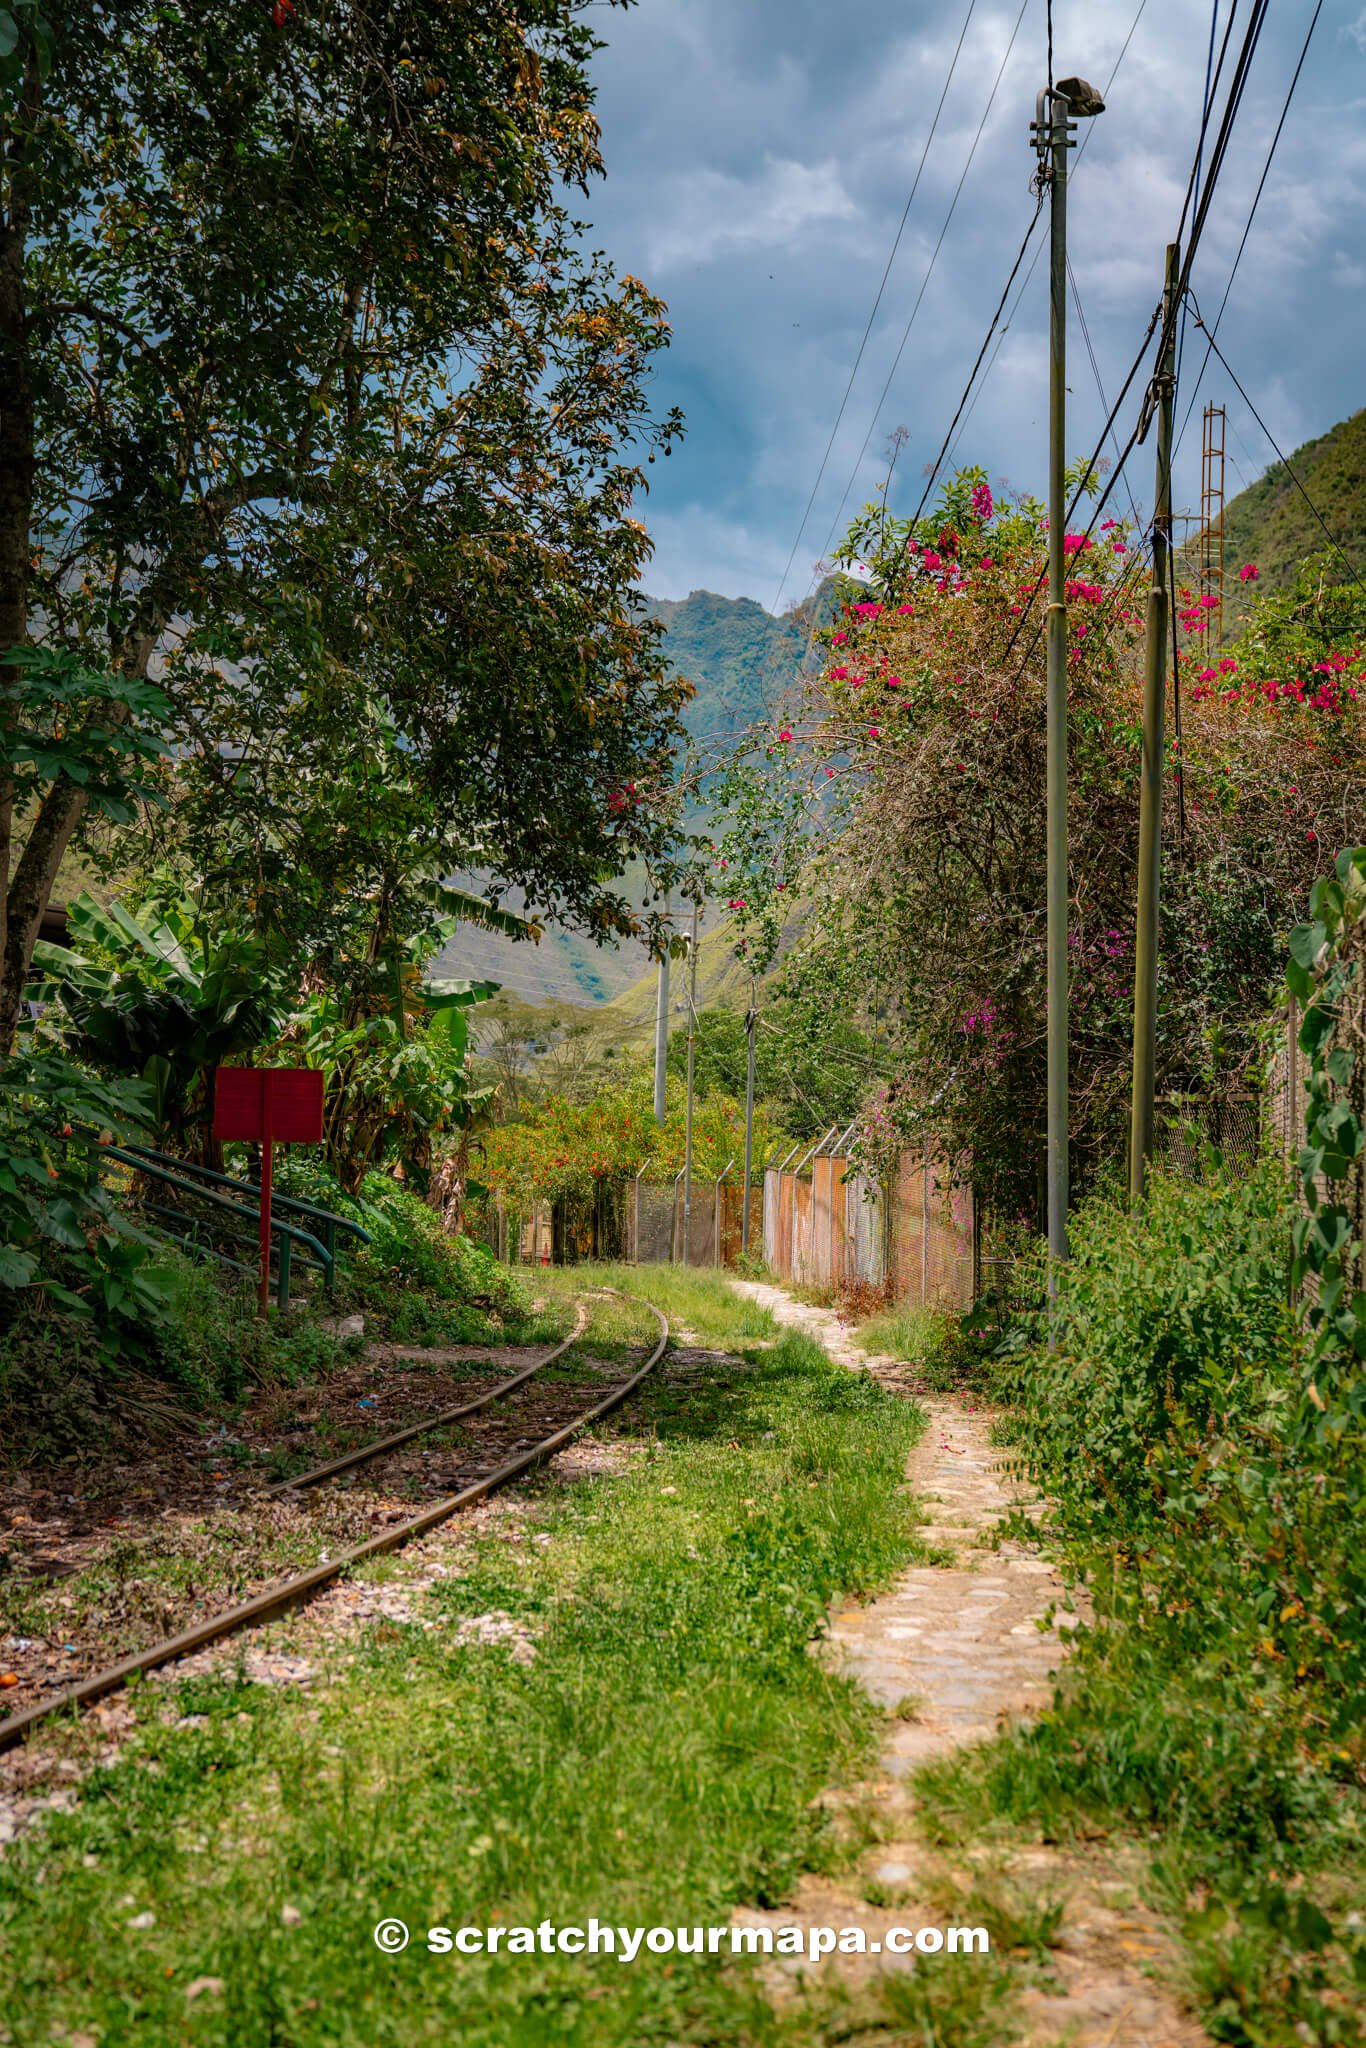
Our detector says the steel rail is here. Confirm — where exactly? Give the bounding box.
[260,1301,590,1497]
[0,1300,669,1756]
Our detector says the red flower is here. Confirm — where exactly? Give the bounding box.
[272,0,295,22]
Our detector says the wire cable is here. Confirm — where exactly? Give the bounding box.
[1173,0,1325,461]
[1067,254,1145,532]
[769,0,980,614]
[939,0,1150,487]
[903,196,1046,533]
[995,0,1273,684]
[1185,306,1366,595]
[810,0,1032,578]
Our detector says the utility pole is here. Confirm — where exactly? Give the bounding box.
[1033,73,1105,1281]
[1129,243,1180,1200]
[741,976,757,1258]
[681,896,700,1263]
[652,901,671,1127]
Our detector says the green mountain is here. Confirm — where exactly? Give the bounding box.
[432,588,815,1007]
[1209,405,1366,633]
[642,587,817,743]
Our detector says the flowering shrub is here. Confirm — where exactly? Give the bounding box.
[753,471,1366,1214]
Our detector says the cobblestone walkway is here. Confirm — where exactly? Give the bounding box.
[729,1280,1208,2047]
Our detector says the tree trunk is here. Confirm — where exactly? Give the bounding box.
[0,50,42,1053]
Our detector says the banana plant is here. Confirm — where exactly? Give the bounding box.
[28,893,288,1156]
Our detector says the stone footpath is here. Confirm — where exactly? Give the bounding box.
[729,1280,1208,2048]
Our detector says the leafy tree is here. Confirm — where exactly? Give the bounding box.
[0,0,684,1051]
[664,1005,879,1138]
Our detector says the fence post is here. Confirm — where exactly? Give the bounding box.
[921,1137,931,1305]
[714,1158,734,1266]
[634,1162,651,1264]
[789,1133,828,1286]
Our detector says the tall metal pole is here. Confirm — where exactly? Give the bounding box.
[741,976,757,1258]
[1129,243,1180,1200]
[652,902,671,1127]
[1044,88,1073,1275]
[681,897,700,1263]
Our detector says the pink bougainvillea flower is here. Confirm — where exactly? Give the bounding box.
[970,481,993,521]
[1239,562,1259,581]
[776,728,793,742]
[868,725,881,739]
[825,767,834,777]
[1063,532,1090,555]
[831,630,848,645]
[854,601,883,618]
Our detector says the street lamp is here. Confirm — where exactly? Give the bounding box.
[1031,74,1105,1282]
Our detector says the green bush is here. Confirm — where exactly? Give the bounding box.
[0,1048,177,1356]
[277,1157,532,1340]
[950,1161,1366,2042]
[1004,1163,1295,1532]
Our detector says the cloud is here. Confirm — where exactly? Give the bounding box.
[581,0,1366,606]
[644,154,857,272]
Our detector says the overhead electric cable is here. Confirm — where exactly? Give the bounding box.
[1173,0,1325,460]
[996,0,1274,683]
[1175,0,1225,395]
[1186,308,1366,595]
[939,0,1150,485]
[1067,255,1145,531]
[810,0,1032,576]
[903,197,1045,533]
[769,0,981,614]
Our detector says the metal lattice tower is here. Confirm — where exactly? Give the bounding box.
[1199,403,1227,654]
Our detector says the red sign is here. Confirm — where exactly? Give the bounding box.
[213,1067,324,1313]
[213,1067,324,1145]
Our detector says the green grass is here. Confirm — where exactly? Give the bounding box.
[849,1304,969,1392]
[0,1267,945,2047]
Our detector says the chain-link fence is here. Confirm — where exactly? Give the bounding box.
[1155,1090,1264,1182]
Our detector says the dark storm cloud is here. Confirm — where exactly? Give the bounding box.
[580,0,1366,603]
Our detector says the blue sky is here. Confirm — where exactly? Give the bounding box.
[579,0,1366,606]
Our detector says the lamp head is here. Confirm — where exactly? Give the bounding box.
[1055,75,1106,116]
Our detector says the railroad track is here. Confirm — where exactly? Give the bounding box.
[0,1295,668,1755]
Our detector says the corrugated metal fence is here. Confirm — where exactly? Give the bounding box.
[763,1128,976,1309]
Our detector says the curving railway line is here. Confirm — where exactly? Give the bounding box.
[0,1294,668,1756]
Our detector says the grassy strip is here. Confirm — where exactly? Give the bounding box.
[2,1269,930,2047]
[884,1172,1366,2048]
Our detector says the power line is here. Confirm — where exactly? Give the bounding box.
[1173,0,1325,462]
[1067,255,1145,532]
[769,0,981,614]
[1174,0,1224,399]
[903,196,1045,537]
[1185,308,1366,596]
[809,0,1032,582]
[997,0,1275,683]
[939,0,1150,481]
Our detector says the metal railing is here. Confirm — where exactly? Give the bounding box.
[96,1139,369,1311]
